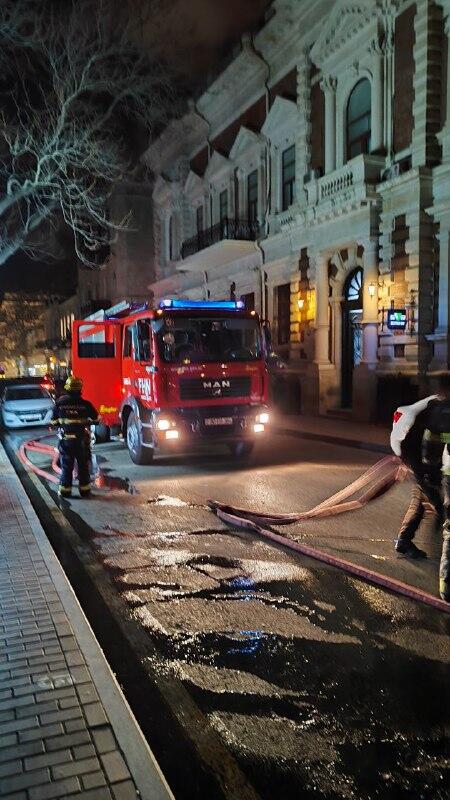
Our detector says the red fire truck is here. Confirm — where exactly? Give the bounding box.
[71,298,270,464]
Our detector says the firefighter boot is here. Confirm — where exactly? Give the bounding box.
[439,530,450,602]
[395,539,427,559]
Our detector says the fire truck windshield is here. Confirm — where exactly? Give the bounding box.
[152,316,262,364]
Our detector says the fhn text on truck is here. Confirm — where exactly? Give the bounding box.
[71,299,270,464]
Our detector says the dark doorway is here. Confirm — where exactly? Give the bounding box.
[342,268,363,407]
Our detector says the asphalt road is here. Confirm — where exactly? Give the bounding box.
[6,426,450,800]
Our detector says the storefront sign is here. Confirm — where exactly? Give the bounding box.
[387,309,407,331]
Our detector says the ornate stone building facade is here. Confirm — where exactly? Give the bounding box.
[146,0,450,421]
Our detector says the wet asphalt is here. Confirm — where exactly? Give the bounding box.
[4,427,450,800]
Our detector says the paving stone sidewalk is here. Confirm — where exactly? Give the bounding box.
[0,444,173,800]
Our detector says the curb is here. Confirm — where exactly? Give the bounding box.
[0,441,174,800]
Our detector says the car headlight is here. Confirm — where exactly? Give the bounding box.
[255,412,269,424]
[156,418,172,431]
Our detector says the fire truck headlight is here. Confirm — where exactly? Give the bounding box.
[165,429,179,440]
[256,412,269,425]
[253,423,265,433]
[157,418,171,431]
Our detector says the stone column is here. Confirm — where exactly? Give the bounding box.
[314,252,331,364]
[361,240,379,364]
[369,40,384,153]
[321,76,337,174]
[296,51,311,206]
[271,146,280,215]
[302,251,337,415]
[331,293,343,371]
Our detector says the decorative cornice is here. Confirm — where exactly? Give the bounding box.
[144,109,209,173]
[196,39,267,137]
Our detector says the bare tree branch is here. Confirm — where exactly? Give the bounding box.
[0,0,178,269]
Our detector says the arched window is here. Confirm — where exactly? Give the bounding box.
[346,79,371,161]
[345,267,363,302]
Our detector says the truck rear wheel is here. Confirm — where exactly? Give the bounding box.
[126,412,154,465]
[228,441,254,459]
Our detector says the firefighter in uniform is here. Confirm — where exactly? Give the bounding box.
[422,395,450,602]
[51,376,99,498]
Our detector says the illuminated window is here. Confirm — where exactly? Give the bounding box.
[345,268,363,301]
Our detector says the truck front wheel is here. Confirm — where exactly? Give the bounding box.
[126,412,154,465]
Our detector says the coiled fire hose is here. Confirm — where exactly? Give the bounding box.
[209,456,450,614]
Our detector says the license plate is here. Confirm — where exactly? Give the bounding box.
[204,417,233,426]
[24,416,40,422]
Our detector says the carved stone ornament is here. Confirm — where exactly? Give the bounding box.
[310,0,381,68]
[320,74,338,94]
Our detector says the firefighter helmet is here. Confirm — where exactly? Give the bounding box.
[64,375,83,392]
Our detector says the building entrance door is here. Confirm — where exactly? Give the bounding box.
[342,267,363,407]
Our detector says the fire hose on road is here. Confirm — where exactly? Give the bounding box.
[209,456,450,615]
[18,432,98,486]
[17,436,449,613]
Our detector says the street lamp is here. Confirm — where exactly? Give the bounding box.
[368,282,376,298]
[297,297,305,310]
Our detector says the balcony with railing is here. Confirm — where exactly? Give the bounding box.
[305,154,385,223]
[180,218,260,268]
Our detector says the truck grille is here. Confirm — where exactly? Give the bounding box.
[179,376,251,401]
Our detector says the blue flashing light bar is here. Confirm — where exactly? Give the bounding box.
[159,299,245,311]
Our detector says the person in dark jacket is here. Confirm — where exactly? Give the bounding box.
[395,400,443,559]
[50,375,99,498]
[422,387,450,602]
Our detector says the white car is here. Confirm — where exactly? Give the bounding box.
[1,384,54,429]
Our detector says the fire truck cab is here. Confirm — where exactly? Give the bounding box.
[71,299,270,464]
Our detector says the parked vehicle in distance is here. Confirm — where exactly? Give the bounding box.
[0,384,54,428]
[0,375,56,401]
